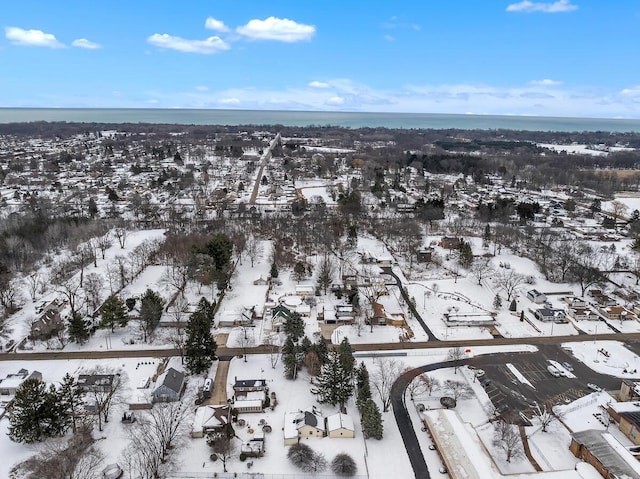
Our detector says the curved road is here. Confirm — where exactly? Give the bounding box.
[391,360,456,478]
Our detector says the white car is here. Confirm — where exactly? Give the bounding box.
[587,383,602,392]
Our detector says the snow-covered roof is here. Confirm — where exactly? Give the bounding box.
[326,412,354,432]
[572,430,640,479]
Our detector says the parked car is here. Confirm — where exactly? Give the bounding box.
[547,365,562,377]
[562,362,574,372]
[439,466,448,474]
[587,383,602,392]
[428,444,437,450]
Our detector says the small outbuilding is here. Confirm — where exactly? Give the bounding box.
[326,413,355,438]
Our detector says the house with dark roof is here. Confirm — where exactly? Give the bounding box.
[77,374,116,393]
[152,367,185,403]
[233,378,268,398]
[283,410,326,445]
[619,411,640,445]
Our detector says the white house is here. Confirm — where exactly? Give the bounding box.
[326,413,355,438]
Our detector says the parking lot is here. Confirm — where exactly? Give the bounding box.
[469,344,621,425]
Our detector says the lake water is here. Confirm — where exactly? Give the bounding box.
[0,108,639,132]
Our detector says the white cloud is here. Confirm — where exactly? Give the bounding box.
[195,86,209,92]
[530,79,563,86]
[326,96,345,105]
[507,0,578,13]
[5,26,65,48]
[219,97,241,104]
[72,38,101,49]
[236,17,315,42]
[204,17,229,32]
[384,34,395,42]
[309,81,330,89]
[621,86,640,97]
[147,33,230,54]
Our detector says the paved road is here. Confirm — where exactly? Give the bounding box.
[4,332,640,361]
[391,360,456,479]
[249,134,280,204]
[383,267,438,341]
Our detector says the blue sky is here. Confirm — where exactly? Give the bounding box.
[1,0,639,117]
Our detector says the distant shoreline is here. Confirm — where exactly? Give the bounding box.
[1,108,639,132]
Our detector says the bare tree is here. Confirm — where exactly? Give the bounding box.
[83,367,127,431]
[492,419,523,463]
[246,236,263,268]
[83,272,104,317]
[371,358,405,412]
[447,346,466,374]
[234,325,255,362]
[316,255,335,295]
[0,279,21,314]
[10,425,104,479]
[406,371,438,400]
[470,257,494,286]
[25,272,41,303]
[114,227,127,249]
[142,398,192,464]
[494,270,525,302]
[264,334,282,369]
[531,402,564,433]
[443,379,473,401]
[55,278,84,322]
[210,435,238,473]
[96,234,112,260]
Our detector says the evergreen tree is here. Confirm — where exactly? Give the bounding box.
[58,373,83,433]
[493,294,503,310]
[139,288,165,342]
[458,240,474,268]
[284,312,305,342]
[270,262,279,279]
[99,294,129,332]
[313,351,354,410]
[282,336,300,380]
[88,197,98,218]
[356,363,372,412]
[67,312,90,344]
[8,379,67,443]
[311,337,328,365]
[300,336,312,354]
[361,399,383,440]
[509,298,517,311]
[185,308,217,375]
[338,337,355,377]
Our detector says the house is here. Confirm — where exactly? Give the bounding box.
[532,307,566,322]
[326,413,355,438]
[152,367,185,403]
[78,374,116,393]
[233,391,265,414]
[253,276,269,286]
[416,248,433,263]
[217,310,253,328]
[439,237,462,250]
[567,307,600,321]
[598,305,636,321]
[0,369,42,395]
[233,378,268,397]
[570,429,640,479]
[191,405,231,438]
[526,289,547,304]
[30,299,65,341]
[283,410,326,445]
[370,302,405,326]
[563,296,587,308]
[240,437,265,457]
[295,285,314,296]
[271,304,295,332]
